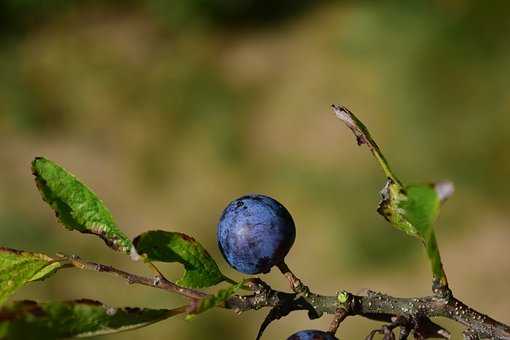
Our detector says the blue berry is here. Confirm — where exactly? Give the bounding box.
[217,194,295,274]
[287,330,338,340]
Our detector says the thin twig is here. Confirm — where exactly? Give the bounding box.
[59,254,206,300]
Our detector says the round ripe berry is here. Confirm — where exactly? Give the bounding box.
[287,330,339,340]
[217,194,295,274]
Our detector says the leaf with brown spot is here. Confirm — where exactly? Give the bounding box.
[32,157,133,254]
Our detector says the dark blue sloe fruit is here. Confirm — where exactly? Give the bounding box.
[287,330,339,340]
[217,194,295,274]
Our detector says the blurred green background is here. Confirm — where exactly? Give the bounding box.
[1,1,509,339]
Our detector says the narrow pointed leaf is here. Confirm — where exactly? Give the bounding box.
[332,104,401,184]
[0,299,184,339]
[188,281,244,317]
[0,248,64,305]
[133,230,225,288]
[32,157,133,253]
[333,105,449,288]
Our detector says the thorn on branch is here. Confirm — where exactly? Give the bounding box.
[413,316,450,339]
[256,297,296,340]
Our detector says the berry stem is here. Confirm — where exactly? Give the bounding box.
[277,261,309,295]
[328,308,349,335]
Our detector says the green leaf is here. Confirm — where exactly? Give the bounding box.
[32,157,133,254]
[398,185,441,238]
[377,182,441,238]
[333,105,449,289]
[133,230,225,288]
[188,281,244,317]
[377,181,446,285]
[0,247,63,306]
[0,299,184,339]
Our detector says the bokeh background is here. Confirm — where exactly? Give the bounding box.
[1,1,509,339]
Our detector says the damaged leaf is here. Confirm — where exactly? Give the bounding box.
[133,230,226,288]
[0,299,184,339]
[32,157,133,254]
